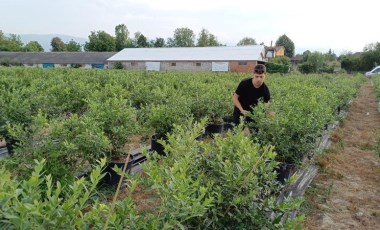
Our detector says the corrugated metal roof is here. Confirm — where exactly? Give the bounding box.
[107,46,266,62]
[0,52,117,64]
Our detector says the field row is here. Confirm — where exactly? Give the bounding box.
[0,68,365,228]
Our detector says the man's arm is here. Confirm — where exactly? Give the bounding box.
[232,93,248,114]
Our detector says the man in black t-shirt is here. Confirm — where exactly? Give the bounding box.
[232,64,270,127]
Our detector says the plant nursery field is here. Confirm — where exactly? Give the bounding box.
[0,68,368,229]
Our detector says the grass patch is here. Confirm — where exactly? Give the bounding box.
[301,181,334,216]
[377,135,380,157]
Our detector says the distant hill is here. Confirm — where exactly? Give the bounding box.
[17,34,88,52]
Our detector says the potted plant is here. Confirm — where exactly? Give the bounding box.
[146,99,192,155]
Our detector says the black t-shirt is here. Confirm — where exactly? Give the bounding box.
[233,77,270,119]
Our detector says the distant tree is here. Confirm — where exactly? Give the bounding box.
[66,40,82,52]
[166,38,175,47]
[0,31,24,51]
[51,37,66,52]
[0,31,5,42]
[340,54,359,73]
[298,51,333,73]
[23,41,44,52]
[275,34,295,58]
[338,43,380,73]
[152,37,166,47]
[302,50,311,62]
[307,52,324,70]
[135,32,149,48]
[84,31,116,52]
[115,24,130,51]
[237,37,257,46]
[171,27,195,47]
[7,34,24,51]
[325,49,337,61]
[360,42,380,70]
[197,28,220,47]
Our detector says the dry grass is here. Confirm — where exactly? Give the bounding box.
[303,83,380,230]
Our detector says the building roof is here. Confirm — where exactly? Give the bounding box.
[0,52,117,64]
[107,46,266,62]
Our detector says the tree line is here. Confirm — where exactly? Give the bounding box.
[339,42,380,73]
[0,24,295,55]
[295,42,380,74]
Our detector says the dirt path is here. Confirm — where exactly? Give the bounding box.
[303,81,380,229]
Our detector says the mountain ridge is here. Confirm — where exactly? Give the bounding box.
[15,33,88,52]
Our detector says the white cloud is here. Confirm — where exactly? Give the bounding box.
[1,0,378,54]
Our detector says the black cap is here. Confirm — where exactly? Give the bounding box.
[254,64,266,74]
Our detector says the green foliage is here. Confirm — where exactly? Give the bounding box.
[252,74,364,164]
[298,62,316,74]
[112,61,124,69]
[299,51,336,74]
[0,68,366,228]
[339,42,380,72]
[23,41,44,52]
[197,28,221,47]
[0,58,22,67]
[169,27,195,47]
[371,74,380,98]
[275,34,295,58]
[65,39,82,52]
[0,158,106,229]
[152,37,166,47]
[145,98,192,138]
[267,62,290,74]
[237,37,257,46]
[340,54,359,73]
[267,56,291,73]
[115,24,130,51]
[191,83,231,124]
[86,96,139,155]
[5,112,111,184]
[132,120,303,229]
[0,31,24,51]
[272,56,291,66]
[135,32,149,48]
[361,42,380,70]
[50,37,66,52]
[84,30,116,51]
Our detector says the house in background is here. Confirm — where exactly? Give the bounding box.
[265,46,285,59]
[0,52,116,69]
[107,46,267,73]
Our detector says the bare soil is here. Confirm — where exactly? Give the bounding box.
[303,81,380,229]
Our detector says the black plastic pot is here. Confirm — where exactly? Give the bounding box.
[204,123,224,136]
[150,135,166,156]
[222,116,235,133]
[275,163,296,184]
[5,138,18,155]
[102,161,133,185]
[223,116,234,123]
[196,133,205,141]
[101,150,147,186]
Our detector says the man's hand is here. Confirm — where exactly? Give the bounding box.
[241,110,249,115]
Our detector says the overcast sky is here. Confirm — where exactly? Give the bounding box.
[1,0,378,55]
